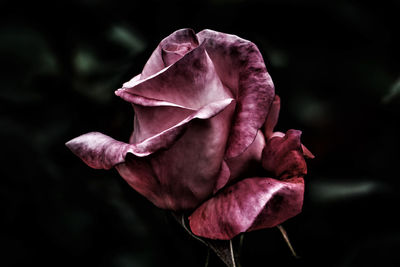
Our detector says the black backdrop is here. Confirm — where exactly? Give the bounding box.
[1,0,400,266]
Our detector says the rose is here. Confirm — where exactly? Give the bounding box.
[66,29,313,240]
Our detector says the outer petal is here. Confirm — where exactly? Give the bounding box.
[262,129,308,179]
[189,177,304,240]
[197,29,275,159]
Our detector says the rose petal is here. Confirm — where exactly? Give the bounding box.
[213,160,231,194]
[67,98,234,171]
[262,129,307,179]
[121,41,231,110]
[264,95,280,138]
[115,154,162,207]
[65,132,133,169]
[149,100,236,210]
[197,29,275,159]
[140,28,199,79]
[189,177,304,240]
[160,29,199,67]
[225,130,266,182]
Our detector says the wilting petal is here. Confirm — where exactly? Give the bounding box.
[149,100,236,210]
[140,28,199,79]
[197,29,275,159]
[264,95,280,138]
[189,177,304,240]
[262,129,307,179]
[225,130,266,182]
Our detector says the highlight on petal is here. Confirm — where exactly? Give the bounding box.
[189,177,304,240]
[262,129,308,179]
[264,95,280,138]
[197,29,275,159]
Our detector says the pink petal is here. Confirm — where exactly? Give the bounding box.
[65,132,133,169]
[264,95,280,138]
[225,130,266,182]
[189,177,304,240]
[197,29,275,159]
[66,98,234,171]
[213,160,231,194]
[119,41,232,111]
[114,154,163,208]
[140,28,199,79]
[262,129,307,179]
[149,100,236,210]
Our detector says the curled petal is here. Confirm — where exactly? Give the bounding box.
[67,98,234,171]
[225,130,266,182]
[66,132,133,169]
[120,41,231,111]
[149,100,236,210]
[262,129,308,179]
[115,154,162,207]
[189,177,304,240]
[213,160,231,194]
[264,95,280,138]
[140,28,199,79]
[197,29,275,159]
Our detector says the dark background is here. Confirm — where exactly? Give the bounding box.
[1,0,399,266]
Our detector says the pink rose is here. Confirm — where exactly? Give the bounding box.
[66,29,313,240]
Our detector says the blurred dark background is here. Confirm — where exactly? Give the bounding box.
[1,0,399,266]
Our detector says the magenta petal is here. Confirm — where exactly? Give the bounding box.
[197,29,275,159]
[225,130,266,182]
[189,177,304,240]
[132,98,235,157]
[262,129,307,179]
[121,41,231,110]
[213,160,231,194]
[149,100,236,210]
[140,28,199,79]
[115,155,162,208]
[65,132,133,169]
[264,95,280,138]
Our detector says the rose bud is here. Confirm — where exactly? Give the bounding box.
[66,29,313,240]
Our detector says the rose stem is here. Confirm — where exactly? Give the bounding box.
[230,239,237,267]
[277,224,299,258]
